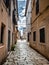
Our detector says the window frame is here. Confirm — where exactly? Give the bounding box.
[36,0,39,15]
[0,23,5,44]
[39,27,45,43]
[33,31,36,41]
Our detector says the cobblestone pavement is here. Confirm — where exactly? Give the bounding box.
[3,40,49,65]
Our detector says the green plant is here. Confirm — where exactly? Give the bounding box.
[11,45,15,51]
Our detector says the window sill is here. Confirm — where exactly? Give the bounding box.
[0,44,4,48]
[39,43,46,46]
[33,41,36,44]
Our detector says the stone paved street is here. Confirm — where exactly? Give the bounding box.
[3,40,49,65]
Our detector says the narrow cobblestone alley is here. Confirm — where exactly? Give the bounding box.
[3,40,49,65]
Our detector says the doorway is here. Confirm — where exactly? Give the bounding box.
[8,30,10,51]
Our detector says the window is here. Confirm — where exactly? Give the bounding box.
[33,31,36,41]
[28,33,29,41]
[8,7,11,16]
[40,28,45,43]
[36,0,39,15]
[12,9,16,24]
[1,23,5,43]
[4,0,11,16]
[4,0,9,8]
[8,30,10,51]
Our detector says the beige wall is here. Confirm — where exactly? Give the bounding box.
[30,0,49,59]
[0,0,14,63]
[0,0,18,63]
[0,1,8,63]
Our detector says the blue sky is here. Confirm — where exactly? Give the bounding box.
[18,0,26,32]
[18,0,26,16]
[18,0,26,1]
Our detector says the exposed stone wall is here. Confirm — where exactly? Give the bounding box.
[30,0,49,59]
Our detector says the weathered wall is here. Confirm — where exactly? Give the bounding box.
[0,1,8,63]
[30,0,49,59]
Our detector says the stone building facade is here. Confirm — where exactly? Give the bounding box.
[25,0,32,42]
[30,0,49,59]
[0,0,8,63]
[11,0,18,45]
[0,0,18,64]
